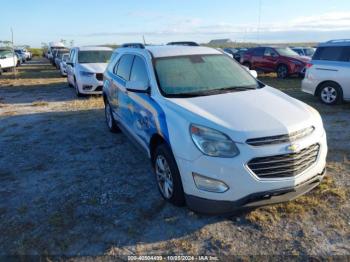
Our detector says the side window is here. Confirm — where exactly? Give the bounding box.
[116,54,134,81]
[313,47,344,61]
[339,46,350,62]
[264,48,277,57]
[253,48,265,56]
[130,56,149,82]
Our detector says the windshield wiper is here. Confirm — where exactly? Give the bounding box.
[166,86,257,98]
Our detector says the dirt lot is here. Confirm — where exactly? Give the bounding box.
[0,58,349,257]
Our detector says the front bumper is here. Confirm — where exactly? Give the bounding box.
[186,169,325,214]
[176,129,327,214]
[76,76,103,94]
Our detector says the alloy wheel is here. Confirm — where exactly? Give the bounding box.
[321,86,337,104]
[155,155,174,199]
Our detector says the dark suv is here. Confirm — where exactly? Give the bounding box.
[241,47,310,78]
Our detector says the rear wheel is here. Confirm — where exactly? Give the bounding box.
[318,82,343,105]
[104,100,120,133]
[277,64,289,79]
[152,144,185,206]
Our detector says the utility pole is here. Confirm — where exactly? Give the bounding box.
[11,27,17,79]
[257,0,262,43]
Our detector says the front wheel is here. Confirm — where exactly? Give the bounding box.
[319,83,343,105]
[153,144,185,206]
[277,64,289,79]
[74,79,83,97]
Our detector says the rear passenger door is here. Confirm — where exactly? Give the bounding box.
[110,54,134,127]
[251,48,265,70]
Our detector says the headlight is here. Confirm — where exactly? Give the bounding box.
[80,71,94,77]
[190,124,239,157]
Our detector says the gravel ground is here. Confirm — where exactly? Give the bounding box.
[0,58,349,257]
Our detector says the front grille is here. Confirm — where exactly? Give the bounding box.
[96,73,103,81]
[95,86,103,92]
[246,126,314,146]
[247,143,320,178]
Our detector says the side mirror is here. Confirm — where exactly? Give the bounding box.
[249,70,258,78]
[126,80,149,93]
[67,62,74,67]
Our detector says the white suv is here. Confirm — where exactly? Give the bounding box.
[66,46,113,96]
[302,39,350,105]
[103,44,327,214]
[0,49,18,74]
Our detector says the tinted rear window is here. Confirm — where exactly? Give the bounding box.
[313,46,350,62]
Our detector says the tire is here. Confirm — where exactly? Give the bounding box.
[74,78,83,97]
[152,143,185,207]
[104,100,120,133]
[0,66,2,75]
[277,64,289,79]
[318,82,343,105]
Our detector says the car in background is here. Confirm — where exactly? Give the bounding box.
[54,49,70,68]
[15,49,26,64]
[167,41,200,46]
[291,47,316,58]
[224,48,248,62]
[47,42,65,60]
[59,53,70,76]
[302,39,350,105]
[22,48,32,60]
[0,49,18,74]
[102,44,327,214]
[241,46,310,78]
[66,46,113,96]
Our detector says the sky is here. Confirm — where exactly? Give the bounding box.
[1,0,350,47]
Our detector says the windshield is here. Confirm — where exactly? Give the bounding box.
[78,51,112,63]
[304,48,315,56]
[154,54,259,97]
[275,47,299,57]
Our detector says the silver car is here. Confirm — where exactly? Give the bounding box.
[302,39,350,105]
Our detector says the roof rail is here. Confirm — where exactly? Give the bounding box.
[326,39,350,43]
[121,43,145,49]
[167,41,199,46]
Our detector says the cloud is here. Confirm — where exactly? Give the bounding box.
[74,11,350,42]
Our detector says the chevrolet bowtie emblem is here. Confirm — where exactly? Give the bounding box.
[288,144,300,152]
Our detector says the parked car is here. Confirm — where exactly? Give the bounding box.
[14,49,26,64]
[224,48,248,62]
[241,47,310,78]
[167,41,200,46]
[59,53,70,76]
[54,49,70,68]
[302,39,350,105]
[102,44,327,214]
[47,42,65,60]
[291,47,316,58]
[66,46,113,96]
[15,53,22,66]
[22,48,32,60]
[0,49,18,74]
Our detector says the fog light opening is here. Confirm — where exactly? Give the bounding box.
[192,173,229,193]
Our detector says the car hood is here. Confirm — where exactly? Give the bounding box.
[165,86,315,143]
[283,55,311,63]
[78,63,108,73]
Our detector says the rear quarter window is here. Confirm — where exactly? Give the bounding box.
[313,46,350,62]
